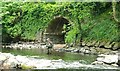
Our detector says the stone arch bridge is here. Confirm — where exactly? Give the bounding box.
[37,16,70,44]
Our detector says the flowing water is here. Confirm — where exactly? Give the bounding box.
[2,48,97,64]
[1,48,120,70]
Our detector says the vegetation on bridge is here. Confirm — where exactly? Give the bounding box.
[1,2,120,45]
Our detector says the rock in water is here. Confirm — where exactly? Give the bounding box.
[117,60,120,66]
[85,50,90,54]
[117,53,120,66]
[90,48,97,54]
[96,54,118,65]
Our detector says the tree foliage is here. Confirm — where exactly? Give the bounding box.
[1,2,120,43]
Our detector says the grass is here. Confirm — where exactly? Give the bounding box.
[82,9,119,43]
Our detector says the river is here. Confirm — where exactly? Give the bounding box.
[2,48,97,64]
[1,48,119,70]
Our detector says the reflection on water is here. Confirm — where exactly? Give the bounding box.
[2,48,97,64]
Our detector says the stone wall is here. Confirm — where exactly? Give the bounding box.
[82,40,120,50]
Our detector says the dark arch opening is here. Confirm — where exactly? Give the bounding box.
[44,16,69,44]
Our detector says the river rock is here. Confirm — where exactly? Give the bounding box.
[111,64,118,67]
[80,46,90,54]
[0,55,7,61]
[0,57,9,68]
[5,46,13,49]
[93,54,119,67]
[41,45,46,49]
[91,41,97,46]
[0,52,120,69]
[84,46,89,50]
[112,42,119,50]
[104,42,112,49]
[2,53,14,57]
[15,55,30,64]
[82,41,86,46]
[97,57,104,62]
[84,49,90,54]
[6,57,19,68]
[91,61,104,65]
[89,48,97,54]
[2,62,11,69]
[86,42,93,47]
[99,42,106,48]
[68,62,82,68]
[65,48,75,52]
[117,53,120,66]
[79,48,86,53]
[72,49,79,53]
[94,41,100,47]
[97,54,118,65]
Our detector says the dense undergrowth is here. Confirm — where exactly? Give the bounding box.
[82,10,119,42]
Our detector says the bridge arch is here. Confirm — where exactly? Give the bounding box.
[44,16,71,44]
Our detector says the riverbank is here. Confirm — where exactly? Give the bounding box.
[2,42,119,55]
[2,42,42,50]
[2,42,120,69]
[0,52,119,69]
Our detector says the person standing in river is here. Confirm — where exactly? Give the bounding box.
[46,38,53,54]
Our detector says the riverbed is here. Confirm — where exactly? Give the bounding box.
[1,48,120,70]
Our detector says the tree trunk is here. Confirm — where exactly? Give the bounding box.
[77,17,82,47]
[112,1,120,42]
[112,1,120,23]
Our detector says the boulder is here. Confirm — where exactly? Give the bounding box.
[7,57,19,68]
[15,55,30,64]
[104,42,112,49]
[97,54,118,65]
[112,42,119,50]
[97,57,104,62]
[0,55,7,61]
[2,62,11,69]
